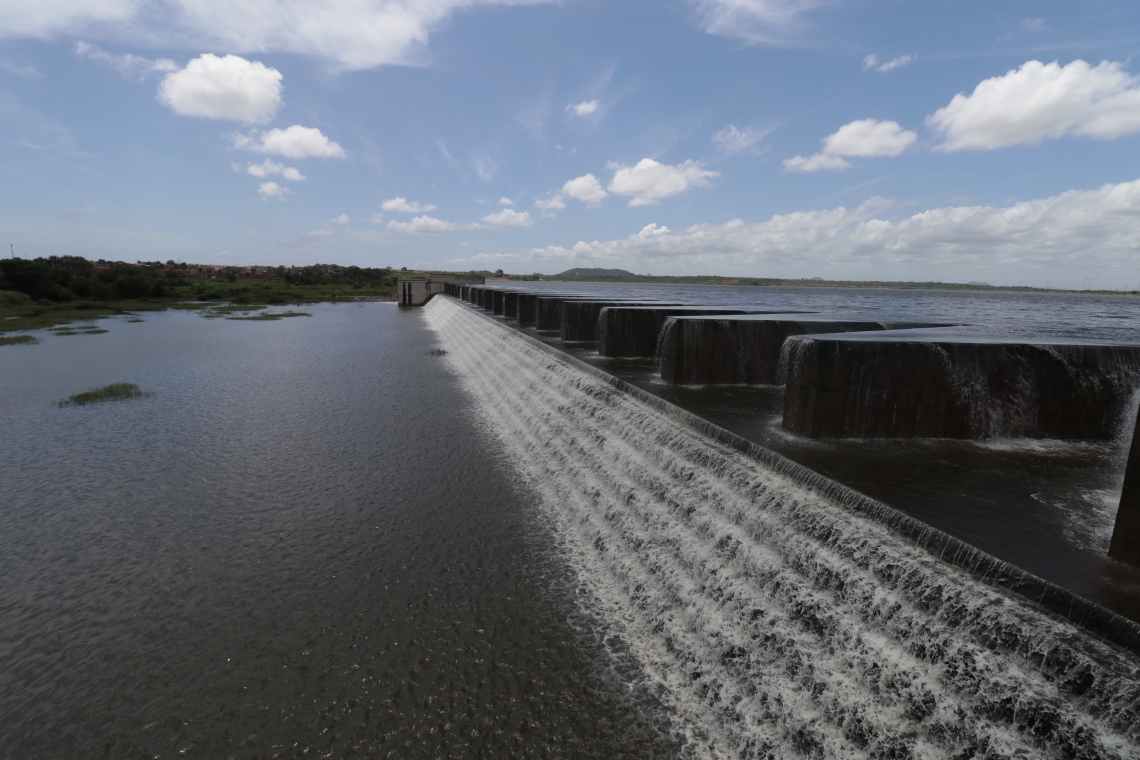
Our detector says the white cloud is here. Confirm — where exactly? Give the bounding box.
[245,159,305,181]
[567,100,599,116]
[711,123,768,154]
[2,0,558,71]
[381,197,436,213]
[57,205,98,217]
[233,125,346,158]
[0,0,139,38]
[75,41,175,79]
[606,159,719,206]
[499,197,514,206]
[534,196,566,211]
[1,58,39,78]
[562,174,608,207]
[784,119,916,172]
[331,214,350,225]
[782,153,851,172]
[387,215,458,235]
[481,208,534,227]
[863,53,914,73]
[927,59,1140,152]
[257,181,289,199]
[454,178,1140,287]
[693,0,820,44]
[371,212,384,224]
[158,53,281,123]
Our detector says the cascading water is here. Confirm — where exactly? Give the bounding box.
[426,296,1140,759]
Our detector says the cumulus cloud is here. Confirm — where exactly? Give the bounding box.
[563,174,608,207]
[76,41,176,79]
[387,215,458,235]
[243,159,305,181]
[331,214,350,225]
[534,196,567,211]
[257,181,289,199]
[863,54,914,73]
[158,53,281,123]
[693,0,821,44]
[233,125,346,158]
[498,197,513,205]
[927,59,1140,152]
[567,100,599,116]
[381,197,436,213]
[711,123,769,154]
[607,159,719,206]
[2,0,558,71]
[481,208,534,227]
[454,178,1140,287]
[784,119,917,172]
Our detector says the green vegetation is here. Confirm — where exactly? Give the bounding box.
[0,256,398,339]
[0,334,38,346]
[57,382,151,407]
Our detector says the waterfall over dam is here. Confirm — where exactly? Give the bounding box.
[425,296,1140,760]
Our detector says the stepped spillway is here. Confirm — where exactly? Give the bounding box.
[425,296,1140,760]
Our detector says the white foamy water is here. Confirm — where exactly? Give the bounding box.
[426,296,1140,759]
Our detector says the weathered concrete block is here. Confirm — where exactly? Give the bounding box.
[658,316,951,385]
[782,337,1140,439]
[1110,408,1140,567]
[597,306,805,357]
[561,300,678,342]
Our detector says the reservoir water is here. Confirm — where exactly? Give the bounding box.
[0,304,679,757]
[4,287,1140,757]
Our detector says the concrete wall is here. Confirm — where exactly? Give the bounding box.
[658,317,950,385]
[597,307,804,358]
[561,300,677,342]
[1110,409,1140,567]
[782,337,1140,439]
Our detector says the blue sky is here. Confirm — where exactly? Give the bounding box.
[2,0,1140,288]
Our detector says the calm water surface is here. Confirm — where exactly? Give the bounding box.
[0,304,679,758]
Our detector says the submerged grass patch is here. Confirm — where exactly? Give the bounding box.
[226,310,311,321]
[0,334,38,346]
[57,382,152,407]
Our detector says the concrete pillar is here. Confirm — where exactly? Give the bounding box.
[1110,409,1140,567]
[657,317,948,385]
[561,300,677,342]
[782,338,1140,440]
[596,306,802,358]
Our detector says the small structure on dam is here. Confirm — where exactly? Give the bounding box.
[535,296,670,332]
[597,305,812,358]
[561,299,681,342]
[782,334,1140,439]
[657,315,955,385]
[401,275,484,306]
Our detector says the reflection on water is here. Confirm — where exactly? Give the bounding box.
[0,305,679,757]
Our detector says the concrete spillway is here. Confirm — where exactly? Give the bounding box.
[658,316,954,385]
[598,306,812,358]
[783,335,1140,440]
[561,300,680,342]
[535,296,664,332]
[1111,410,1140,567]
[426,295,1140,759]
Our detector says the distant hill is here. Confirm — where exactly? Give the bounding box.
[550,268,637,280]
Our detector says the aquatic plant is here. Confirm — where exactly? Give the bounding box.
[57,383,152,407]
[0,334,38,346]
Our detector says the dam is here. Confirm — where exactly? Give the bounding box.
[424,294,1140,758]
